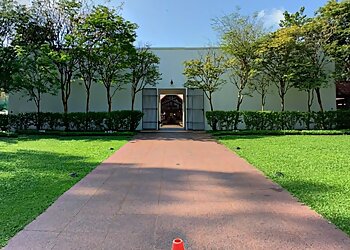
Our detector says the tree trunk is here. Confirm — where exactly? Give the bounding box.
[306,90,315,130]
[281,94,285,112]
[106,86,112,113]
[63,100,68,114]
[261,93,266,111]
[234,91,244,130]
[131,91,136,111]
[208,93,217,130]
[307,89,315,113]
[236,91,243,112]
[36,99,41,130]
[315,87,324,112]
[209,96,214,112]
[85,90,90,113]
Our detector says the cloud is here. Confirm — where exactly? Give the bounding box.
[17,0,31,5]
[258,8,285,29]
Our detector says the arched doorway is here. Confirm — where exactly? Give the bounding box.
[160,95,183,128]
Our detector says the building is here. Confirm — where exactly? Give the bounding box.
[8,47,337,130]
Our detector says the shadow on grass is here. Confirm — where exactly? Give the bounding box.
[0,148,111,248]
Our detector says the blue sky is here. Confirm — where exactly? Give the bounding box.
[20,0,330,47]
[109,0,329,47]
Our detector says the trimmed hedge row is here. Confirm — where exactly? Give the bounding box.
[0,111,143,132]
[211,130,350,136]
[206,110,350,131]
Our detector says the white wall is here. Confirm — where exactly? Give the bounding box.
[8,47,336,130]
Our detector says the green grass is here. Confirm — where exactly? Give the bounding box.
[0,136,129,247]
[218,135,350,236]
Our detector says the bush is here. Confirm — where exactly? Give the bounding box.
[206,111,239,130]
[206,110,350,131]
[0,114,9,130]
[3,110,143,132]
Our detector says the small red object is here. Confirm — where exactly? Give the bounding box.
[172,238,185,250]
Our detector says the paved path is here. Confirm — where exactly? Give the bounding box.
[5,132,350,249]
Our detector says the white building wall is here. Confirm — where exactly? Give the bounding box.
[8,47,336,130]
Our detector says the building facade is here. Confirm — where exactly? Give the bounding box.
[8,47,336,130]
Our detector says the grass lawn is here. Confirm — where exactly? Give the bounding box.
[219,135,350,236]
[0,135,129,247]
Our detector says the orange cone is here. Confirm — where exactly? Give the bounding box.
[172,238,185,250]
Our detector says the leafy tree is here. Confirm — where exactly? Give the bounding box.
[280,7,330,112]
[317,0,350,81]
[68,11,99,113]
[31,0,82,115]
[183,50,226,112]
[13,45,58,129]
[257,22,303,111]
[249,71,270,111]
[0,0,24,93]
[87,5,137,112]
[129,45,161,111]
[294,19,330,113]
[213,10,265,128]
[12,4,59,129]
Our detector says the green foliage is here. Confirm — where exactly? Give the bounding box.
[206,110,350,131]
[0,0,24,92]
[1,110,143,132]
[206,111,239,131]
[13,45,58,119]
[212,129,350,136]
[184,50,226,112]
[16,130,135,137]
[130,45,161,110]
[29,0,84,115]
[0,102,7,111]
[86,5,137,112]
[282,8,330,112]
[219,135,350,236]
[257,8,316,112]
[317,0,350,81]
[0,136,128,247]
[214,9,266,115]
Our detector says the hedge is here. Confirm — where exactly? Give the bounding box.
[0,110,143,132]
[206,110,350,131]
[211,130,350,136]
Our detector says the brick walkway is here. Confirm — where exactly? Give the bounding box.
[4,132,350,249]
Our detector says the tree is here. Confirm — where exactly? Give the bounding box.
[129,45,161,111]
[213,10,265,128]
[279,7,330,112]
[87,5,137,112]
[249,71,270,111]
[317,0,350,81]
[183,50,226,112]
[13,45,58,129]
[0,0,24,93]
[12,4,59,129]
[294,19,330,113]
[69,11,99,113]
[257,22,304,111]
[31,0,82,115]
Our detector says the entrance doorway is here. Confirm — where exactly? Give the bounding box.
[158,89,186,130]
[160,95,183,128]
[142,88,204,130]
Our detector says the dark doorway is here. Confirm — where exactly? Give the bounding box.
[336,81,350,110]
[160,95,183,127]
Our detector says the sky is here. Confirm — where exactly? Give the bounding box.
[19,0,330,47]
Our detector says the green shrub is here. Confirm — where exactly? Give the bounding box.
[206,111,239,130]
[206,110,350,131]
[5,110,143,132]
[0,114,9,130]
